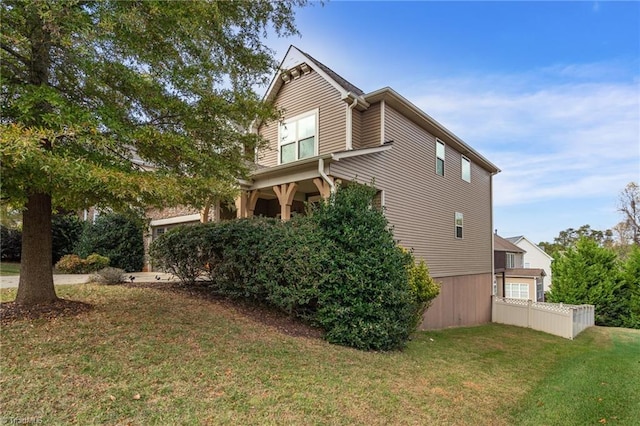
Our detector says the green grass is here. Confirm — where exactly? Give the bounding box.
[0,261,20,276]
[1,284,638,425]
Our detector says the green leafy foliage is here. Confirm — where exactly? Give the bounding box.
[76,213,144,272]
[55,253,109,274]
[0,225,22,262]
[621,245,640,328]
[405,250,441,329]
[1,0,307,303]
[51,213,83,264]
[547,237,635,327]
[151,184,439,350]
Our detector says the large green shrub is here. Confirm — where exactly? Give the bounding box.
[76,213,144,272]
[52,213,83,264]
[150,183,440,350]
[308,183,421,350]
[548,237,629,327]
[621,245,640,329]
[0,225,21,261]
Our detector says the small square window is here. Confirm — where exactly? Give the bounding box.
[455,212,463,239]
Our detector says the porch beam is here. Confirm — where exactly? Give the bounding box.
[273,182,298,221]
[247,190,260,218]
[313,176,334,200]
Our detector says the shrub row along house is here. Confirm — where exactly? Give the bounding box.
[147,46,501,330]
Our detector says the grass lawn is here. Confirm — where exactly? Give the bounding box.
[0,261,20,276]
[1,284,638,425]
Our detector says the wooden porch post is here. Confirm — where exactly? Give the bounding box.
[272,182,298,221]
[235,191,247,218]
[247,190,259,218]
[313,176,334,200]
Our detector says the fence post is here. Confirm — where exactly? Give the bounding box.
[527,299,532,328]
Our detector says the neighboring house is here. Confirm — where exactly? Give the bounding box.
[147,46,501,329]
[494,234,546,302]
[505,235,553,294]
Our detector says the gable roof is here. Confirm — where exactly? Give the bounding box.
[299,49,364,96]
[262,46,500,174]
[494,234,525,253]
[506,235,554,260]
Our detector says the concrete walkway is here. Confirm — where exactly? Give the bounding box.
[0,272,178,289]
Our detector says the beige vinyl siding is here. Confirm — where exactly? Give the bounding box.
[257,70,346,167]
[351,105,362,149]
[420,273,492,329]
[329,104,493,278]
[357,102,381,149]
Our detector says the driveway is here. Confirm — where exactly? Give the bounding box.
[0,272,178,289]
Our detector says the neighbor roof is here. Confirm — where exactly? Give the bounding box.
[494,234,525,253]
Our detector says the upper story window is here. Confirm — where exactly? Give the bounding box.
[279,109,318,164]
[436,139,445,176]
[506,252,516,268]
[455,212,463,239]
[461,155,471,182]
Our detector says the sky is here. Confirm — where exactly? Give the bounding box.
[262,0,640,244]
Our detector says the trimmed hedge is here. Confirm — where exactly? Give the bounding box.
[55,253,110,274]
[150,183,439,351]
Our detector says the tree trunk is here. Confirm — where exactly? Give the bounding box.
[15,193,58,305]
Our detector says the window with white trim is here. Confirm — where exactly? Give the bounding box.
[506,252,516,268]
[505,283,529,299]
[279,110,317,164]
[461,155,471,182]
[436,139,445,176]
[455,212,463,239]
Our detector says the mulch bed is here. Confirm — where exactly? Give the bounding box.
[0,299,93,325]
[1,281,323,340]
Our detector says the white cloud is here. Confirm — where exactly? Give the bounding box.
[404,64,639,208]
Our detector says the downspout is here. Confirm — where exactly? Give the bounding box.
[346,95,358,151]
[318,157,335,193]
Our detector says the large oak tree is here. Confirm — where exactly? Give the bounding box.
[1,0,305,305]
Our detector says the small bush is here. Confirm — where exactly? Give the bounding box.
[55,253,110,274]
[84,253,110,272]
[92,267,126,285]
[406,252,441,329]
[55,254,85,274]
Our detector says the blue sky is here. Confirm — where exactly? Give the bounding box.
[264,1,640,244]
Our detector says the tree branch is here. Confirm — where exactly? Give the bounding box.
[0,42,30,66]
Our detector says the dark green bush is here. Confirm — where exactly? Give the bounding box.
[150,224,219,285]
[150,183,440,350]
[76,213,144,272]
[51,213,83,264]
[308,183,420,350]
[0,225,22,261]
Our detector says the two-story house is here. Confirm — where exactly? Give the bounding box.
[494,234,546,302]
[505,235,553,294]
[147,46,500,329]
[222,46,498,329]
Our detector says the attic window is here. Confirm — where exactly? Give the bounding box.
[279,109,318,164]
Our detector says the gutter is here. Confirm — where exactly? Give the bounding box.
[318,157,335,193]
[345,94,358,150]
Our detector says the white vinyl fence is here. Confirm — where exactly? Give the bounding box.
[492,296,594,340]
